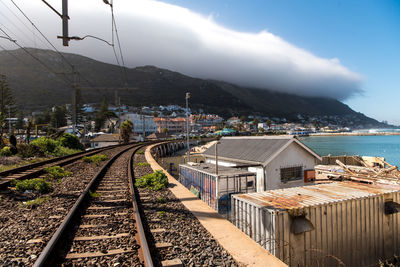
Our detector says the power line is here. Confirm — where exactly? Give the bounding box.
[10,0,95,87]
[104,0,128,85]
[0,26,71,85]
[0,0,49,49]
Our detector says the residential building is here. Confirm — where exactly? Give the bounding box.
[121,113,157,135]
[154,117,186,133]
[202,136,322,192]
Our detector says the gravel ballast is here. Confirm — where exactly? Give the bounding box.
[134,153,238,267]
[0,145,130,266]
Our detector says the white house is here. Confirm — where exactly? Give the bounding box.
[203,136,322,192]
[121,113,157,135]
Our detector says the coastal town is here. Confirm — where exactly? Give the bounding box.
[0,0,399,266]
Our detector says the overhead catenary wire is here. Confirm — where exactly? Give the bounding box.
[0,0,49,49]
[0,26,71,85]
[10,0,95,87]
[104,0,128,86]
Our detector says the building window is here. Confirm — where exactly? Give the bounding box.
[280,166,303,182]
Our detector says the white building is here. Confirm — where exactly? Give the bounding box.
[121,113,157,135]
[203,136,321,192]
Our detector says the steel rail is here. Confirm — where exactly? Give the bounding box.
[0,143,130,189]
[33,143,141,267]
[128,146,154,267]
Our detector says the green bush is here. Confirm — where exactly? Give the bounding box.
[15,178,53,193]
[58,133,84,150]
[82,154,108,165]
[53,146,81,157]
[17,144,41,158]
[136,150,144,154]
[44,166,72,179]
[0,146,12,157]
[135,170,168,191]
[23,196,50,207]
[136,162,150,167]
[30,137,59,155]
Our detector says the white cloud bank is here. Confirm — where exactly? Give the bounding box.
[1,0,363,100]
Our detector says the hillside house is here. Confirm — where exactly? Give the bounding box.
[203,136,321,191]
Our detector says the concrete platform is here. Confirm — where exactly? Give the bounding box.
[145,144,286,267]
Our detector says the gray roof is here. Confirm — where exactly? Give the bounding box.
[180,163,255,177]
[203,136,319,165]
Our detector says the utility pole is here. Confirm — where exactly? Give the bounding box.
[185,92,190,163]
[62,0,69,46]
[215,141,219,176]
[71,66,76,135]
[8,105,11,135]
[118,96,121,144]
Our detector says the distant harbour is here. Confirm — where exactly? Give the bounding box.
[299,133,400,165]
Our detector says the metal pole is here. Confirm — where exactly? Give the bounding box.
[8,105,11,135]
[186,92,190,163]
[72,67,76,135]
[118,96,121,143]
[62,0,69,46]
[215,141,218,176]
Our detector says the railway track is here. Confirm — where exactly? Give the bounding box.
[0,143,127,190]
[33,144,153,267]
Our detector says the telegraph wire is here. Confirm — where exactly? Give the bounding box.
[104,0,128,85]
[10,0,95,87]
[0,0,49,49]
[0,26,72,85]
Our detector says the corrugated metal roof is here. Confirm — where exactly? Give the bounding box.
[180,163,255,177]
[203,136,292,164]
[235,181,400,210]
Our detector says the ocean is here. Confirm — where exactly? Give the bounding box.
[299,135,400,165]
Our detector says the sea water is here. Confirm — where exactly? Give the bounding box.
[300,135,400,165]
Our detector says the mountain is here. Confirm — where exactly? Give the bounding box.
[0,48,386,127]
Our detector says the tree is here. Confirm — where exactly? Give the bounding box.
[240,115,247,122]
[152,111,159,118]
[162,128,168,134]
[50,105,67,128]
[95,97,116,131]
[0,74,16,137]
[16,112,24,133]
[266,119,272,129]
[75,88,86,125]
[120,120,133,144]
[25,118,32,143]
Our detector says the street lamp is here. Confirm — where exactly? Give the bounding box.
[186,92,190,163]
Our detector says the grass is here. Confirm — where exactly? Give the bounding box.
[89,190,101,198]
[44,166,72,179]
[23,196,50,207]
[136,162,150,167]
[15,178,53,193]
[135,170,168,191]
[157,197,166,204]
[158,211,166,217]
[136,150,144,155]
[83,154,108,165]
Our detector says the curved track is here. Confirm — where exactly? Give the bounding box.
[33,144,153,267]
[0,144,126,189]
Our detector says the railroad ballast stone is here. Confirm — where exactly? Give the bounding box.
[134,153,238,267]
[0,146,129,266]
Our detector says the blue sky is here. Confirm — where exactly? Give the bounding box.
[162,0,400,125]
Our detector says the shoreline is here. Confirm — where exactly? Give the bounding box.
[308,132,400,137]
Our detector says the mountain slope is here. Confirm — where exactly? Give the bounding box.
[0,48,384,127]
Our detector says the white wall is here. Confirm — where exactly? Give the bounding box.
[91,141,119,148]
[248,166,264,192]
[265,142,317,190]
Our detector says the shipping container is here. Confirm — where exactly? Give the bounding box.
[231,181,400,267]
[179,163,256,214]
